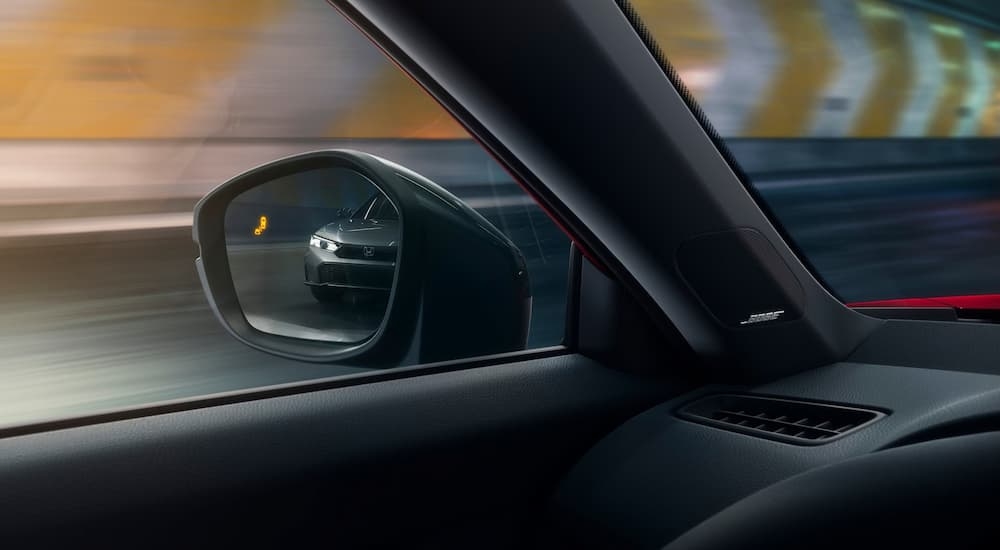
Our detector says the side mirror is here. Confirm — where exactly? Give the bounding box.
[193,149,531,366]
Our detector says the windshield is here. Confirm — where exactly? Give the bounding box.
[629,0,1000,307]
[353,195,380,220]
[349,194,399,221]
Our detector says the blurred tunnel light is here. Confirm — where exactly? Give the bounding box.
[930,23,963,37]
[858,2,900,19]
[677,67,721,93]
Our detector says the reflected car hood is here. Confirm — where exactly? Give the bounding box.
[316,219,399,247]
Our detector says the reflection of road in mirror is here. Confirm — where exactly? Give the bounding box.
[228,241,388,343]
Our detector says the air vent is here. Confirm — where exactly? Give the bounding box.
[678,394,885,445]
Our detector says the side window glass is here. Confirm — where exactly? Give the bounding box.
[1,1,569,426]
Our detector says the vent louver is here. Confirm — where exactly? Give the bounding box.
[678,394,885,445]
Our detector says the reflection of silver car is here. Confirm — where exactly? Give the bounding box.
[304,193,399,302]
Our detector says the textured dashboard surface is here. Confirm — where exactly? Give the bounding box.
[665,431,1000,549]
[551,361,1000,548]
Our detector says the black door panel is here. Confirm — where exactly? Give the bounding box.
[0,354,679,547]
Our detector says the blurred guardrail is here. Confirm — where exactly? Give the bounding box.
[0,139,522,238]
[1,137,997,239]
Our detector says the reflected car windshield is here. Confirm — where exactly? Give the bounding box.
[374,199,399,220]
[352,194,400,221]
[353,194,380,220]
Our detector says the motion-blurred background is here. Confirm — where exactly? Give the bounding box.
[3,0,1000,426]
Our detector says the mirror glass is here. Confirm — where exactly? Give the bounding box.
[224,167,398,343]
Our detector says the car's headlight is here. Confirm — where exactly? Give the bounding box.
[309,234,339,251]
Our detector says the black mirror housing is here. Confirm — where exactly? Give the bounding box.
[194,149,531,366]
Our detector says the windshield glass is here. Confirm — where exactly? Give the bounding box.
[630,0,1000,306]
[353,195,399,221]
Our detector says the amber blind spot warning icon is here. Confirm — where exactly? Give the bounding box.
[252,215,268,236]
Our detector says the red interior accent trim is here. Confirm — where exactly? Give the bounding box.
[850,294,1000,311]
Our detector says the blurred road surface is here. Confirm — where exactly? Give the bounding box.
[757,164,1000,302]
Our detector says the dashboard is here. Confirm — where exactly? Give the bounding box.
[551,356,1000,548]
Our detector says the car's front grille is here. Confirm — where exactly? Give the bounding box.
[335,244,396,262]
[318,263,394,289]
